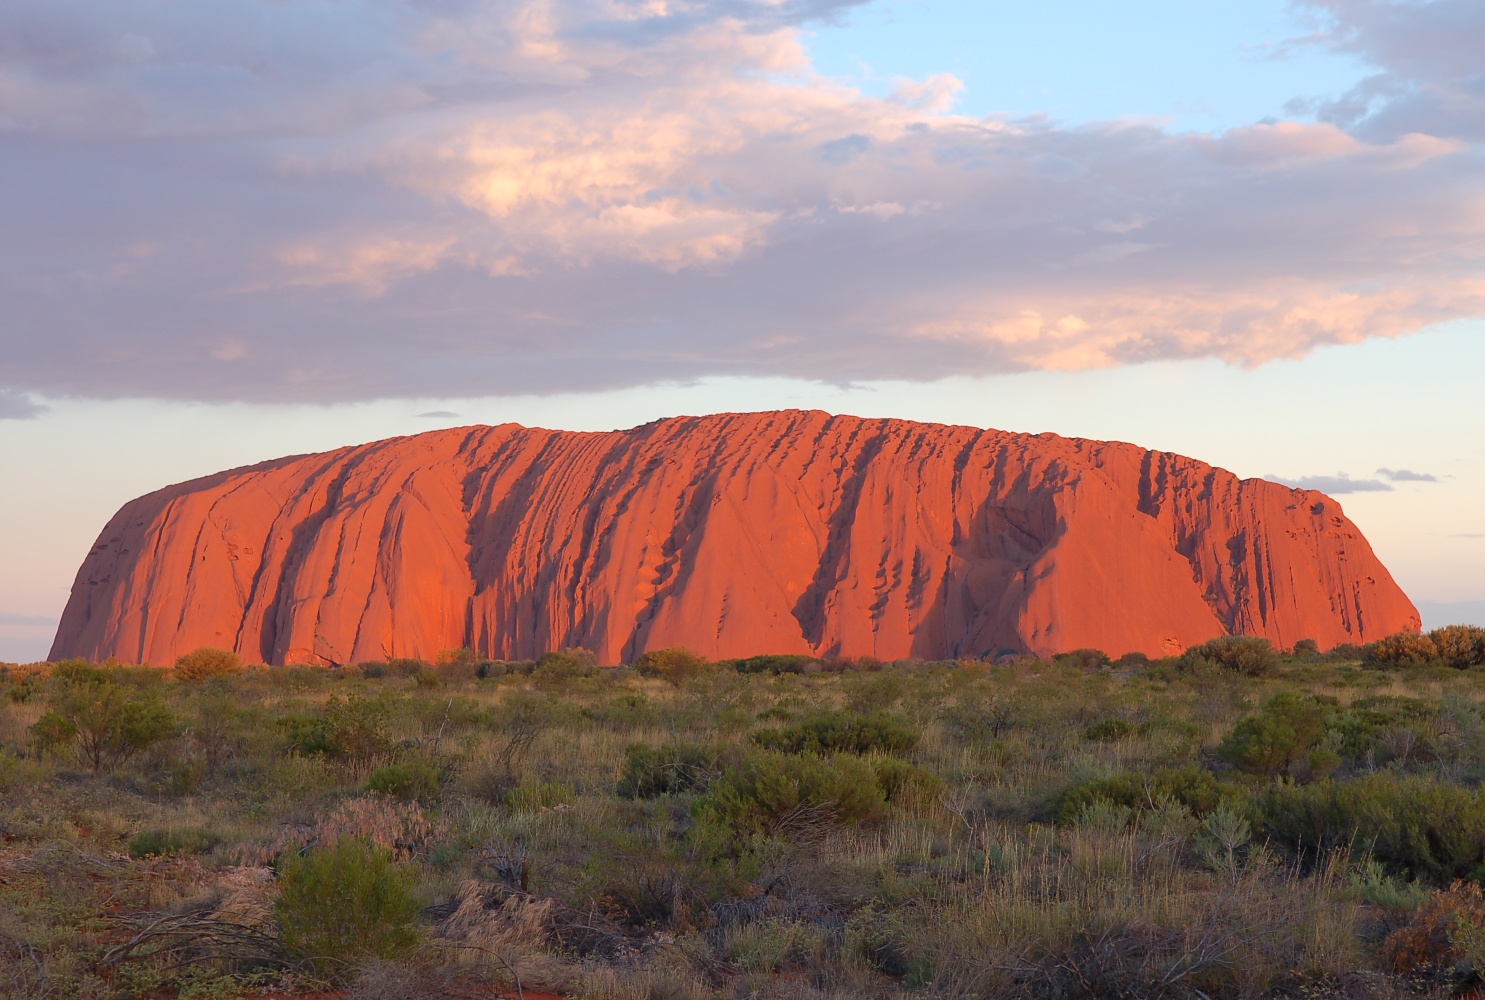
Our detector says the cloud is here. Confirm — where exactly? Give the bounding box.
[0,0,1484,402]
[1272,472,1393,494]
[1377,467,1440,482]
[415,410,461,419]
[0,389,47,419]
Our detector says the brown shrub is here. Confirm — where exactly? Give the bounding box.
[174,647,243,682]
[1365,632,1439,668]
[1382,880,1485,974]
[1429,625,1485,669]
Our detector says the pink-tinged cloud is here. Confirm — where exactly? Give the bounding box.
[0,0,1483,402]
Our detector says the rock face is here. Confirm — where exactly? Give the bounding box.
[50,411,1419,666]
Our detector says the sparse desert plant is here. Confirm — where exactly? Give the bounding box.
[274,837,423,978]
[29,662,178,771]
[366,761,441,801]
[618,742,718,798]
[174,647,243,682]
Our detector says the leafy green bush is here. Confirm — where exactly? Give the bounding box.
[870,757,943,810]
[730,654,812,675]
[533,648,597,687]
[1217,691,1336,777]
[708,749,885,837]
[1056,766,1248,825]
[366,762,441,801]
[282,695,394,770]
[1365,632,1439,668]
[274,838,423,977]
[1177,635,1280,677]
[751,710,919,756]
[618,743,718,798]
[1430,626,1485,669]
[1259,773,1485,883]
[633,646,708,686]
[30,663,178,771]
[173,647,243,682]
[1054,648,1109,670]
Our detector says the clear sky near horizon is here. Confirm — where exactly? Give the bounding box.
[2,0,1483,661]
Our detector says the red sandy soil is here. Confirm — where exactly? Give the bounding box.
[52,410,1417,666]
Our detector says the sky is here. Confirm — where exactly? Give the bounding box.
[2,0,1483,661]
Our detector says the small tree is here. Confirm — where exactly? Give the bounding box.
[30,662,177,771]
[274,837,423,979]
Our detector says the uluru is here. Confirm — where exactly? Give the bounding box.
[49,410,1418,666]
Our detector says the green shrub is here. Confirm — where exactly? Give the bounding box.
[871,757,944,810]
[283,695,394,770]
[30,664,178,771]
[618,743,718,798]
[506,780,575,813]
[1084,718,1135,742]
[366,762,441,801]
[633,646,708,686]
[173,647,243,682]
[731,654,812,675]
[1056,766,1248,825]
[1054,648,1109,670]
[127,828,218,858]
[1217,691,1336,777]
[274,838,422,977]
[1365,632,1439,667]
[1259,773,1485,883]
[751,710,919,756]
[1292,639,1321,659]
[1430,625,1485,669]
[1178,635,1280,677]
[533,648,597,686]
[708,749,885,837]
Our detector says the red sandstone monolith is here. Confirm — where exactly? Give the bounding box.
[49,411,1419,665]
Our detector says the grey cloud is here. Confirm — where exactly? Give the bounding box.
[1295,0,1485,141]
[1273,473,1393,494]
[0,389,47,419]
[0,1,1482,403]
[1377,467,1439,482]
[416,410,461,418]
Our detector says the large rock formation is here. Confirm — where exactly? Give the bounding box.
[50,411,1418,666]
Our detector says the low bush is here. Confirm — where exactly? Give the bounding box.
[1259,773,1485,883]
[1217,691,1337,778]
[1057,766,1248,825]
[1177,635,1280,677]
[282,694,395,771]
[731,654,812,675]
[1365,631,1439,668]
[274,837,423,978]
[1054,648,1109,670]
[1430,625,1485,669]
[173,647,243,682]
[366,761,441,801]
[751,710,919,756]
[618,742,718,798]
[127,828,218,858]
[871,757,943,810]
[707,749,886,837]
[633,646,708,686]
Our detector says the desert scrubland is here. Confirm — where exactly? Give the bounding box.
[4,630,1485,999]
